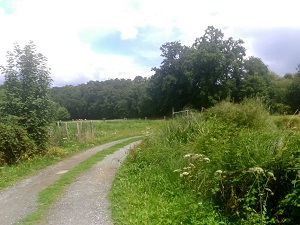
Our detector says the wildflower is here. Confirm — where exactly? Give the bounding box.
[215,170,223,175]
[173,169,181,173]
[192,154,203,159]
[203,157,210,163]
[265,188,274,195]
[249,167,264,174]
[267,172,276,180]
[180,172,189,177]
[189,163,195,168]
[184,154,192,158]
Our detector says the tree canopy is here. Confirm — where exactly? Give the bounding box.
[0,41,52,150]
[49,26,300,119]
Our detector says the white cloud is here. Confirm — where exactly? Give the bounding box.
[0,0,299,86]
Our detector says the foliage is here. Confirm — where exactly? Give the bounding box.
[47,28,300,119]
[272,115,300,131]
[0,119,161,189]
[49,101,71,121]
[110,99,300,224]
[0,41,52,151]
[50,77,150,119]
[0,117,36,165]
[286,73,300,113]
[202,98,275,130]
[0,85,4,112]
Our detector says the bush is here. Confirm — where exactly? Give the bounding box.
[111,99,300,224]
[203,98,276,130]
[161,99,300,223]
[0,122,36,165]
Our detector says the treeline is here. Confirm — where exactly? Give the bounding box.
[51,26,300,119]
[50,77,149,120]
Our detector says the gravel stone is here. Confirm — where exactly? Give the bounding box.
[42,141,140,225]
[0,137,139,225]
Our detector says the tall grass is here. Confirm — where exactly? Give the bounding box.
[110,99,300,224]
[0,119,162,190]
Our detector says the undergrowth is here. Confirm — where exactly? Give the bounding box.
[0,119,161,190]
[110,99,300,224]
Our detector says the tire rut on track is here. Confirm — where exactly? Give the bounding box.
[0,137,139,225]
[42,141,141,225]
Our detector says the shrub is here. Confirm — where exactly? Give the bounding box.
[203,98,276,130]
[167,99,300,223]
[0,122,36,165]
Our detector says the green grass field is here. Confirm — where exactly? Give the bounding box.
[0,119,163,190]
[109,100,300,224]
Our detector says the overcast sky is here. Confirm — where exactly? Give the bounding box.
[0,0,299,87]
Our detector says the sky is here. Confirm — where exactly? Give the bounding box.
[0,0,299,87]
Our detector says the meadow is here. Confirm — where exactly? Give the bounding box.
[0,119,162,189]
[109,99,300,224]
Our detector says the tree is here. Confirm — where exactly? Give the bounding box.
[0,85,4,114]
[286,69,300,113]
[0,41,52,150]
[243,56,269,76]
[49,101,71,121]
[148,41,191,116]
[189,26,245,107]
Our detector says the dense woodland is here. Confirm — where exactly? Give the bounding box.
[1,27,300,224]
[50,26,300,120]
[0,26,300,162]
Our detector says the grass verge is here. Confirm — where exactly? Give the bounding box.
[19,137,141,225]
[0,119,162,190]
[110,100,300,224]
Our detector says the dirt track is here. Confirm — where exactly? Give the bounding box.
[42,141,140,225]
[0,137,139,225]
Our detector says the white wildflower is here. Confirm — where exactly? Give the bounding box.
[265,188,274,195]
[203,157,210,163]
[173,169,181,173]
[249,167,264,174]
[189,163,195,168]
[180,172,189,177]
[192,154,203,159]
[267,172,276,180]
[184,154,192,158]
[215,170,223,174]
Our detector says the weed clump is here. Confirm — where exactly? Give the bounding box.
[202,98,276,130]
[0,122,36,165]
[111,99,300,224]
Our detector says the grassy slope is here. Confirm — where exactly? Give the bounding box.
[109,101,300,224]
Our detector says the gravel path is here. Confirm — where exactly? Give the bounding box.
[42,141,140,225]
[0,137,139,225]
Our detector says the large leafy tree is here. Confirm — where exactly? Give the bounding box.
[286,64,300,113]
[239,56,270,100]
[149,41,191,116]
[0,41,52,150]
[189,26,245,108]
